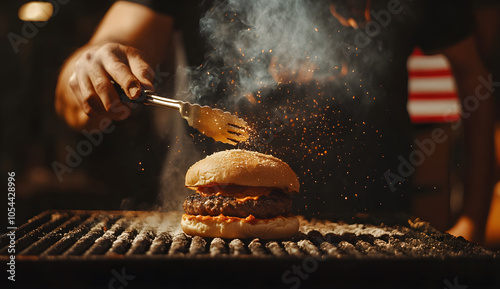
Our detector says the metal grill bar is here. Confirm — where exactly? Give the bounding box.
[41,214,100,256]
[63,216,116,256]
[266,241,286,257]
[85,218,128,255]
[283,241,304,257]
[127,226,155,255]
[19,214,90,255]
[0,210,497,259]
[169,233,189,255]
[189,236,207,255]
[248,238,267,256]
[147,231,171,255]
[228,239,246,255]
[107,220,141,255]
[209,237,226,256]
[0,211,52,248]
[319,241,342,257]
[2,210,497,289]
[0,212,71,254]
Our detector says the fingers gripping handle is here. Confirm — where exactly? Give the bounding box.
[111,80,148,104]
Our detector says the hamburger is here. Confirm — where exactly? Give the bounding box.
[181,149,300,239]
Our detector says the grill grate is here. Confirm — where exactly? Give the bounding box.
[0,210,495,258]
[1,210,499,289]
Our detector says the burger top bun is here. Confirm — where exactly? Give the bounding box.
[185,149,300,193]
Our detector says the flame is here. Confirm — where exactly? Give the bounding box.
[329,4,355,28]
[365,0,372,22]
[329,1,371,29]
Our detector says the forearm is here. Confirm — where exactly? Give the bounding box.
[459,72,495,230]
[55,1,175,131]
[446,37,495,233]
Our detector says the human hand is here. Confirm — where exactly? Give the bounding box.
[68,43,155,121]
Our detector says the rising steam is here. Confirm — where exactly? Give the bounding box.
[186,0,346,105]
[160,0,407,216]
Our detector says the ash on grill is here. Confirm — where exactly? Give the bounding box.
[0,210,495,258]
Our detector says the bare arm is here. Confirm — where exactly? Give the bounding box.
[55,1,174,130]
[438,36,495,244]
[474,6,500,67]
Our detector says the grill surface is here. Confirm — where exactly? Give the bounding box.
[1,210,499,289]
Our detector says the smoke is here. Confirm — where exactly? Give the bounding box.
[186,0,346,105]
[159,0,345,212]
[144,211,184,234]
[157,0,412,216]
[157,112,204,212]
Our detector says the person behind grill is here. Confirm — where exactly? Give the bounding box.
[55,0,495,244]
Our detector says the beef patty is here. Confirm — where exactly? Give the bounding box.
[183,191,292,219]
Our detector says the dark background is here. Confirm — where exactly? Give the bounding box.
[1,0,170,229]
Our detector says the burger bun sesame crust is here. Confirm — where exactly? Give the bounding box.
[185,149,300,194]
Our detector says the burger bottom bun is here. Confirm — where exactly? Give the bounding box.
[181,214,299,239]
